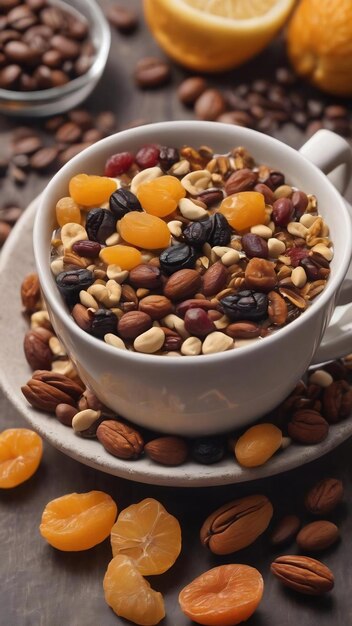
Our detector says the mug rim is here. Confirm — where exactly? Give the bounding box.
[34,120,352,366]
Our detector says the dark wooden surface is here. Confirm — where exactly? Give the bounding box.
[1,2,352,625]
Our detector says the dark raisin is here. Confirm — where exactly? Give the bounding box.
[191,437,226,464]
[159,243,197,275]
[56,269,93,305]
[220,290,268,321]
[109,188,142,219]
[264,171,285,190]
[72,240,101,258]
[183,218,213,247]
[272,198,294,227]
[208,212,232,246]
[85,208,117,243]
[158,146,179,172]
[184,308,216,337]
[300,256,329,280]
[242,233,268,258]
[90,309,118,339]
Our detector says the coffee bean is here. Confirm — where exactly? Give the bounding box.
[324,117,351,137]
[44,115,65,131]
[0,0,20,9]
[12,153,30,169]
[216,111,253,126]
[66,15,89,40]
[96,111,117,135]
[26,0,46,11]
[40,6,65,30]
[4,40,42,65]
[106,5,138,33]
[82,128,104,143]
[306,120,324,137]
[252,79,270,94]
[177,76,207,106]
[74,54,92,76]
[50,68,69,86]
[7,5,37,30]
[134,56,171,88]
[9,163,27,185]
[275,67,296,86]
[307,99,324,119]
[19,73,37,90]
[0,29,21,45]
[29,146,58,170]
[13,135,42,155]
[55,121,82,144]
[0,63,20,88]
[41,49,62,68]
[58,141,93,165]
[51,34,80,59]
[33,64,52,88]
[68,108,94,130]
[0,206,22,223]
[194,88,226,121]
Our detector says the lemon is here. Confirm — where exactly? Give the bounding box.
[144,0,295,73]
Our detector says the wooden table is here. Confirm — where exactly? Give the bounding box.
[1,2,352,625]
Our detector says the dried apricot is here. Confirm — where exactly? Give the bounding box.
[179,564,264,626]
[55,197,81,227]
[235,423,282,467]
[99,244,142,270]
[119,211,171,250]
[0,428,43,488]
[110,497,181,575]
[104,555,165,626]
[137,175,186,217]
[40,490,117,551]
[69,174,117,207]
[219,192,266,231]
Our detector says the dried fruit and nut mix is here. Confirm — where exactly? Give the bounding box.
[50,143,333,356]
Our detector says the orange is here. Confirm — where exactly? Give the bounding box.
[144,0,295,72]
[179,564,264,626]
[287,0,352,96]
[103,555,165,625]
[69,174,117,207]
[110,497,181,575]
[40,491,117,551]
[0,428,43,488]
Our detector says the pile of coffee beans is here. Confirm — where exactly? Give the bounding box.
[0,0,95,92]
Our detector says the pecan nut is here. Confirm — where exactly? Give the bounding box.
[200,494,273,555]
[202,261,228,297]
[322,380,352,423]
[21,370,84,412]
[21,273,41,313]
[164,269,202,301]
[270,555,334,595]
[224,168,258,195]
[144,436,189,466]
[23,328,53,370]
[96,420,144,459]
[305,477,344,515]
[287,409,329,444]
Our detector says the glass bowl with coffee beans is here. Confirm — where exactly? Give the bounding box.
[0,0,110,117]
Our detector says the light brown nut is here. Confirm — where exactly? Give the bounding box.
[128,264,162,289]
[322,379,352,423]
[55,403,77,426]
[270,515,301,546]
[305,478,344,516]
[245,258,277,292]
[202,261,228,297]
[21,370,83,412]
[139,295,174,320]
[224,168,258,195]
[77,388,109,413]
[117,311,152,340]
[72,409,101,434]
[144,436,189,466]
[181,336,202,355]
[270,555,334,595]
[133,327,165,353]
[202,332,233,354]
[72,303,93,331]
[21,273,41,313]
[23,328,53,371]
[200,494,273,555]
[288,409,329,444]
[164,269,202,301]
[160,327,183,351]
[296,521,339,552]
[268,290,288,326]
[96,420,144,459]
[226,321,261,339]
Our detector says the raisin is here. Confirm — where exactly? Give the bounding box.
[85,208,117,243]
[159,243,197,275]
[56,269,94,305]
[109,188,142,219]
[220,290,268,321]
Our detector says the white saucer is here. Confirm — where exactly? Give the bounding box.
[1,197,352,487]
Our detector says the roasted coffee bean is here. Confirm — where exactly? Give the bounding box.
[90,309,118,339]
[159,243,197,274]
[13,134,42,155]
[58,142,93,165]
[85,208,117,244]
[194,88,226,121]
[29,146,58,170]
[82,128,104,143]
[208,213,232,247]
[134,56,171,88]
[0,64,21,88]
[95,111,117,135]
[191,437,226,464]
[68,108,94,130]
[55,122,82,144]
[106,5,138,33]
[56,269,93,305]
[275,67,296,86]
[217,110,254,127]
[177,76,207,106]
[4,40,41,65]
[109,188,142,219]
[183,218,213,248]
[158,146,179,172]
[7,5,37,30]
[220,290,268,322]
[325,105,349,119]
[242,233,268,259]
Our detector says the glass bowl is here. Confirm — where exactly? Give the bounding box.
[0,0,111,117]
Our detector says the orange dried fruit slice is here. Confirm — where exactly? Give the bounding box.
[137,175,186,217]
[119,211,171,250]
[235,423,283,467]
[104,555,165,625]
[219,191,266,231]
[179,564,264,626]
[0,428,43,488]
[110,497,181,575]
[40,490,117,551]
[69,174,117,207]
[99,244,142,270]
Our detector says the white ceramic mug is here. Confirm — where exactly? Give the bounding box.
[34,122,352,436]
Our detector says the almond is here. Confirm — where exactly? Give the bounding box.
[129,264,162,289]
[144,436,189,465]
[23,328,53,370]
[21,370,84,412]
[296,521,339,552]
[224,168,258,195]
[21,273,41,313]
[117,310,152,339]
[202,261,228,297]
[164,269,202,301]
[96,419,144,459]
[271,555,334,595]
[139,295,174,320]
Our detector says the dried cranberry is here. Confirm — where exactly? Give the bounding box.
[135,144,160,169]
[242,233,268,258]
[220,290,268,321]
[184,308,215,337]
[287,247,309,267]
[158,146,179,171]
[104,152,135,177]
[272,198,294,227]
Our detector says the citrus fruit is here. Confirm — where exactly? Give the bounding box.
[179,564,264,626]
[0,428,43,488]
[103,555,165,625]
[110,497,182,575]
[144,0,295,72]
[40,490,117,551]
[287,0,352,96]
[69,174,117,207]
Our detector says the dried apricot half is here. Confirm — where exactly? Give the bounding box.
[179,564,264,626]
[0,428,43,488]
[40,490,117,551]
[103,554,165,626]
[110,497,181,575]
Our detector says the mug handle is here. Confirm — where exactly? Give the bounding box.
[298,129,352,364]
